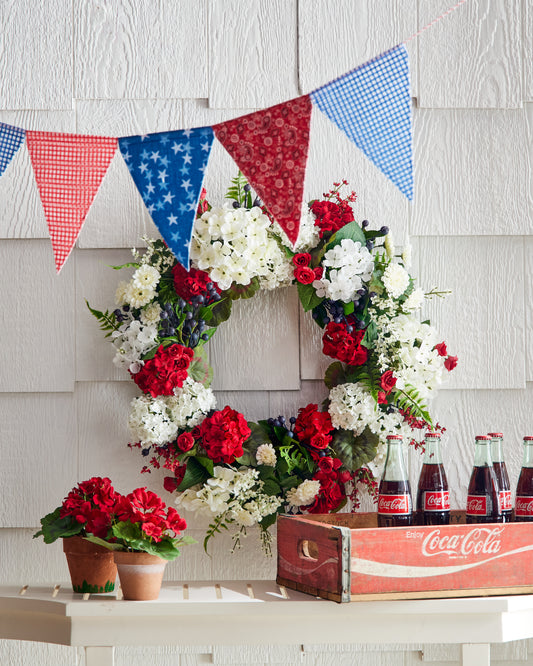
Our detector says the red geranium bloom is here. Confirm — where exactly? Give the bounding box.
[308,458,346,513]
[444,355,458,371]
[59,477,120,539]
[198,406,251,464]
[172,263,220,303]
[310,199,354,238]
[132,344,194,397]
[434,341,447,357]
[294,404,334,450]
[322,322,368,367]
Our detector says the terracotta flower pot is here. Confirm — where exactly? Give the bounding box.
[113,551,167,600]
[63,536,117,594]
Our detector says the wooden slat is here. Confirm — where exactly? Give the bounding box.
[418,0,522,108]
[527,237,533,383]
[524,0,533,101]
[208,0,298,109]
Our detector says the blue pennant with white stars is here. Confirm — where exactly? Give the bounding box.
[118,127,215,268]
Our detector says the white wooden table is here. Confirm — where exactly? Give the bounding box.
[2,582,533,666]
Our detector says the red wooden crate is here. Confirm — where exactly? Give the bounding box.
[276,512,533,603]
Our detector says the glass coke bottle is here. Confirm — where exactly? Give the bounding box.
[416,432,450,525]
[488,432,512,522]
[378,434,413,527]
[515,436,533,522]
[466,435,503,524]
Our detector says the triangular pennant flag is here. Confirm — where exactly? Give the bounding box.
[119,127,214,268]
[311,45,413,200]
[26,131,117,272]
[214,96,312,245]
[0,122,25,178]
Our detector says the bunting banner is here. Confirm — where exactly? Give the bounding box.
[0,122,25,178]
[119,127,214,268]
[310,44,413,201]
[214,95,312,245]
[26,131,118,272]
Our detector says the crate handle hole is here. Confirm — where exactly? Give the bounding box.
[298,539,319,561]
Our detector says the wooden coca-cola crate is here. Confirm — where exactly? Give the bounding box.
[276,512,533,603]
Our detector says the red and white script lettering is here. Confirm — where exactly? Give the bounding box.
[466,495,488,516]
[422,527,503,558]
[498,490,512,512]
[515,496,533,516]
[378,494,411,515]
[423,491,450,512]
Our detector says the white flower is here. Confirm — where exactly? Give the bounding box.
[140,302,161,325]
[286,480,320,507]
[115,281,129,306]
[382,262,410,299]
[384,231,395,258]
[133,264,160,290]
[313,239,374,303]
[256,443,277,467]
[402,241,412,270]
[125,282,155,309]
[403,287,424,311]
[272,209,320,252]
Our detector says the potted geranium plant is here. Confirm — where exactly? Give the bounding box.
[87,487,195,600]
[33,477,119,593]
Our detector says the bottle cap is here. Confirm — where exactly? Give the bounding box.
[475,435,491,441]
[386,434,403,440]
[524,436,533,442]
[488,432,503,438]
[425,432,441,438]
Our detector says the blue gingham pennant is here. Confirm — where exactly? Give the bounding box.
[311,45,413,201]
[0,122,25,179]
[119,127,214,268]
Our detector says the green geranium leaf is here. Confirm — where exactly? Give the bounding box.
[297,282,323,312]
[331,427,379,471]
[33,508,84,544]
[228,277,260,300]
[188,346,214,387]
[176,457,211,492]
[209,297,232,326]
[244,422,272,454]
[195,455,214,476]
[259,512,279,530]
[84,535,122,551]
[324,361,346,390]
[327,220,366,248]
[262,478,282,496]
[362,320,378,349]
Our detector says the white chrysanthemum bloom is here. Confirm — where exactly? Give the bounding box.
[125,282,155,309]
[132,264,160,290]
[382,262,410,299]
[286,479,321,507]
[313,239,374,303]
[115,280,129,306]
[140,302,161,325]
[256,443,277,467]
[402,241,412,270]
[384,231,395,258]
[403,287,424,311]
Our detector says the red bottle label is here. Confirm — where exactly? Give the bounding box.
[423,490,450,512]
[515,496,533,516]
[466,495,488,516]
[498,490,512,512]
[378,494,411,515]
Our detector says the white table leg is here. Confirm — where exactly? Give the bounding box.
[85,646,114,666]
[461,643,490,666]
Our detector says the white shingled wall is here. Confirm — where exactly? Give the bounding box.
[0,1,532,664]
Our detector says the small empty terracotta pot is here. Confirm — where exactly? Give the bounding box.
[113,551,167,600]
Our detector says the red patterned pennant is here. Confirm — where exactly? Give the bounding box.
[214,96,312,245]
[26,131,117,272]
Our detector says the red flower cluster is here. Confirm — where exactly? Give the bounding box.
[322,322,368,366]
[196,187,209,216]
[132,344,194,397]
[308,457,347,513]
[172,263,220,303]
[196,406,251,463]
[115,487,187,542]
[293,404,334,450]
[378,370,397,404]
[433,341,458,372]
[310,199,355,238]
[291,253,323,285]
[59,477,119,538]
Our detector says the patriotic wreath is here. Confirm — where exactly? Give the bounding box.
[89,175,456,553]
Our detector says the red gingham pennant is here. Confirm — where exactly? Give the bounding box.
[214,96,312,245]
[26,131,117,272]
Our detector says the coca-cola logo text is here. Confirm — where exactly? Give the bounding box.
[423,491,450,512]
[466,495,488,516]
[378,494,410,515]
[515,496,533,516]
[498,490,512,511]
[422,527,503,558]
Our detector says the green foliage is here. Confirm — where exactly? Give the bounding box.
[361,320,378,350]
[394,385,433,425]
[332,427,379,471]
[85,300,120,337]
[176,457,211,492]
[226,171,254,209]
[33,508,83,544]
[228,277,260,300]
[208,297,232,326]
[327,220,366,248]
[278,442,315,476]
[324,361,347,390]
[188,345,214,387]
[204,513,230,554]
[310,301,329,328]
[297,282,324,312]
[158,271,181,306]
[344,362,381,402]
[110,521,189,561]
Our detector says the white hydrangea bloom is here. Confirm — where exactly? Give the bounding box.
[128,395,179,446]
[402,287,424,311]
[111,320,158,370]
[382,262,410,298]
[313,238,374,303]
[132,264,160,290]
[286,479,321,507]
[256,443,277,467]
[167,377,217,429]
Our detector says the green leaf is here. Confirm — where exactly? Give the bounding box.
[33,508,83,544]
[297,282,323,312]
[244,422,272,454]
[228,277,260,300]
[176,457,210,492]
[362,320,378,349]
[195,455,214,477]
[327,220,366,248]
[208,297,232,326]
[84,535,122,551]
[85,300,120,337]
[109,261,139,270]
[259,512,279,530]
[310,301,329,329]
[324,361,346,390]
[343,301,355,316]
[262,478,282,496]
[331,427,379,471]
[188,346,214,387]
